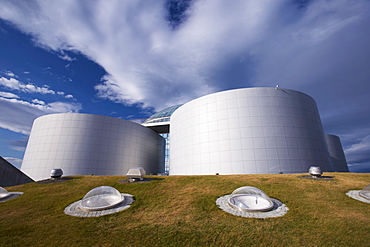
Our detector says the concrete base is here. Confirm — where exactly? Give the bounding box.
[0,192,23,202]
[346,190,370,204]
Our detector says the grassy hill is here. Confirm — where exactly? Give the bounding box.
[1,173,369,246]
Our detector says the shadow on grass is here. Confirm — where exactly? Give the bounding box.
[116,177,165,184]
[297,175,334,181]
[35,176,81,184]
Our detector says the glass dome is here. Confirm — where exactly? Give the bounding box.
[143,105,182,124]
[228,186,274,212]
[79,186,124,212]
[0,187,10,199]
[359,184,370,200]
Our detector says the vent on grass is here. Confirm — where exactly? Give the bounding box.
[126,167,146,182]
[309,166,322,177]
[50,168,63,179]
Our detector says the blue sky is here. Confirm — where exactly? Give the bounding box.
[0,0,369,172]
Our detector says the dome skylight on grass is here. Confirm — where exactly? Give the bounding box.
[64,186,134,217]
[0,187,23,202]
[0,187,10,199]
[79,186,124,212]
[216,186,288,218]
[359,185,370,200]
[346,184,370,204]
[228,186,274,212]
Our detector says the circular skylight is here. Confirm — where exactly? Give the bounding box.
[79,186,124,212]
[359,185,370,200]
[0,187,10,199]
[0,187,23,202]
[228,186,274,212]
[216,186,288,218]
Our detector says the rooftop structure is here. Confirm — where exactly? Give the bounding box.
[20,87,349,180]
[142,104,182,133]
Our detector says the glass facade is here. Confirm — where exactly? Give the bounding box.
[160,133,170,174]
[143,105,182,174]
[144,105,182,124]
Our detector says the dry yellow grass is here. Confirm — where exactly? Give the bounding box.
[1,173,369,246]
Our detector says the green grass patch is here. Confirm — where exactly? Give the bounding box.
[1,173,369,246]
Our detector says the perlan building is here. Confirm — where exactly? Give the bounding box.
[21,87,348,180]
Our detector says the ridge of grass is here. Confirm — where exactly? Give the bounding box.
[1,173,369,246]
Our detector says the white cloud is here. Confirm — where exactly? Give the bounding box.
[0,0,369,170]
[0,77,21,90]
[345,135,370,164]
[32,98,45,105]
[1,0,368,111]
[0,91,19,98]
[3,157,23,168]
[0,76,55,94]
[58,53,76,61]
[3,70,16,77]
[0,73,76,102]
[0,96,81,134]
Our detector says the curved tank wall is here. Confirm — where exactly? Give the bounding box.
[170,87,333,175]
[21,113,165,180]
[325,134,349,172]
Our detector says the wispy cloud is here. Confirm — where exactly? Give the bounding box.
[0,96,81,134]
[345,135,370,165]
[0,70,76,102]
[3,156,23,168]
[3,70,16,77]
[1,0,368,110]
[31,98,45,105]
[58,53,76,62]
[0,77,55,94]
[8,139,28,152]
[0,91,19,98]
[0,0,369,171]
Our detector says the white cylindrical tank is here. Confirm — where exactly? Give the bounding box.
[170,87,333,175]
[325,134,349,172]
[21,113,164,180]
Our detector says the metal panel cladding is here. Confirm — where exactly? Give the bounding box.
[170,87,333,175]
[325,134,349,172]
[21,113,164,180]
